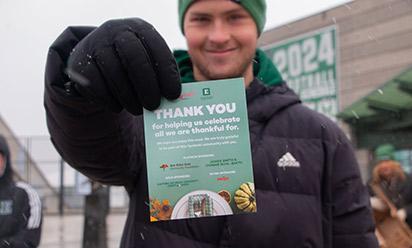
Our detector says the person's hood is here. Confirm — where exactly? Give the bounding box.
[173,48,283,86]
[0,134,13,184]
[246,78,300,123]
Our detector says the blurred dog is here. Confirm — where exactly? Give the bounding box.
[372,160,406,184]
[371,160,408,221]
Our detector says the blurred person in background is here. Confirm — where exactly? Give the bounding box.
[0,135,42,248]
[370,143,412,227]
[44,0,378,247]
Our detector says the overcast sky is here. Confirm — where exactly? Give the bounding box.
[0,0,351,137]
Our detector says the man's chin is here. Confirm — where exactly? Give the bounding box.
[206,70,242,80]
[193,62,249,81]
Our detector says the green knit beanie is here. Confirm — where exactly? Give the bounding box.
[374,143,396,161]
[178,0,266,35]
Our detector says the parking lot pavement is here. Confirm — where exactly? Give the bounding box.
[40,213,127,248]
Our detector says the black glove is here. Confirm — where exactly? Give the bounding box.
[66,18,181,115]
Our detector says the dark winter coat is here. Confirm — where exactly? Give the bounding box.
[44,26,378,247]
[0,136,42,248]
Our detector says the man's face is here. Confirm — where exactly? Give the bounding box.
[183,0,258,85]
[0,153,5,177]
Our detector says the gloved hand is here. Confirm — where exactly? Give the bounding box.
[66,18,181,115]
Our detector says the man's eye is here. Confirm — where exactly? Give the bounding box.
[191,17,209,23]
[228,15,245,21]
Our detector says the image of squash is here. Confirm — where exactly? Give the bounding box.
[234,182,256,212]
[150,216,158,222]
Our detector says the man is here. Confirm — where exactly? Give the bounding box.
[0,135,42,248]
[44,0,378,247]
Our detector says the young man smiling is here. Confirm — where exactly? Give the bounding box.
[183,0,258,84]
[44,0,378,247]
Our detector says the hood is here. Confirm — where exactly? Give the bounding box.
[173,49,283,86]
[246,78,301,122]
[0,134,13,184]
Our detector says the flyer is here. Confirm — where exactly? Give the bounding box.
[143,78,255,221]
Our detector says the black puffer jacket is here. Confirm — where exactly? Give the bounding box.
[0,136,42,248]
[44,27,378,247]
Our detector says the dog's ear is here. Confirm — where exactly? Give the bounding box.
[392,161,406,181]
[372,160,406,183]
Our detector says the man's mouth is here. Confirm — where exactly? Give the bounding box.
[206,48,236,55]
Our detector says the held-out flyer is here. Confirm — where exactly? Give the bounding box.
[143,78,256,221]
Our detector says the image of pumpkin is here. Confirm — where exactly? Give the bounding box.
[150,198,173,221]
[234,182,257,212]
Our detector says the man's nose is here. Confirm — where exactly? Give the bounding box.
[208,20,230,44]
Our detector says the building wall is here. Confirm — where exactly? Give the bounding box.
[260,0,412,109]
[258,0,412,178]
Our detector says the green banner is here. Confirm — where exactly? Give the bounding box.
[262,26,338,121]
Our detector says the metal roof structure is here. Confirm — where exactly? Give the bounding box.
[338,66,412,148]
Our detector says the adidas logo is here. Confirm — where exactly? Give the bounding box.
[277,152,300,168]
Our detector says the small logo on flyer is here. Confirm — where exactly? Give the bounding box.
[160,164,169,171]
[202,88,211,96]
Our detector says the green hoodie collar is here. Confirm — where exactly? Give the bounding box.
[173,49,283,86]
